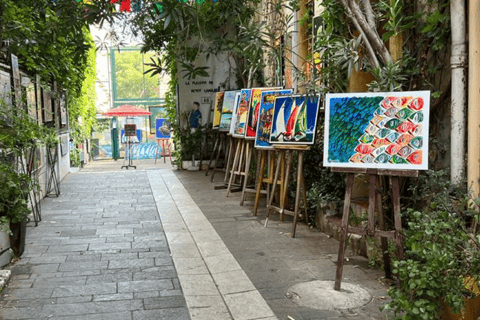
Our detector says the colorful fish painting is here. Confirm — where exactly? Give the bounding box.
[269,94,321,145]
[324,91,430,170]
[254,89,293,148]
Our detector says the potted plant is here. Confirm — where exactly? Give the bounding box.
[383,172,480,319]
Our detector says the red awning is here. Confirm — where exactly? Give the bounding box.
[103,105,152,117]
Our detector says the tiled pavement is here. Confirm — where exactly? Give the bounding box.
[0,163,390,320]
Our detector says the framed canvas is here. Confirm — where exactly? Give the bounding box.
[149,106,165,134]
[246,87,281,139]
[229,92,242,135]
[219,90,238,132]
[0,70,12,106]
[254,89,293,149]
[156,118,171,139]
[212,92,224,129]
[43,89,53,123]
[11,54,21,108]
[323,91,430,170]
[25,81,37,121]
[233,89,252,137]
[36,76,43,124]
[269,94,321,145]
[59,92,67,127]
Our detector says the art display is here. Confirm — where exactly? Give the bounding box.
[0,70,11,106]
[43,90,53,123]
[254,89,293,148]
[36,77,43,124]
[149,106,165,134]
[156,118,171,139]
[233,89,252,137]
[212,92,224,128]
[59,92,67,126]
[229,92,242,135]
[219,90,238,131]
[323,91,430,170]
[246,87,280,138]
[11,54,21,107]
[269,94,321,145]
[26,82,37,120]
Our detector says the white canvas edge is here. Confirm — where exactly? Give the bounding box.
[254,89,294,149]
[323,91,430,171]
[268,94,321,146]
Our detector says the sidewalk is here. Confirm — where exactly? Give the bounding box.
[0,161,390,320]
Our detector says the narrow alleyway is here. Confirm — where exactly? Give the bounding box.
[0,163,390,320]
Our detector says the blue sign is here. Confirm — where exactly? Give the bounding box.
[156,118,171,139]
[121,129,142,143]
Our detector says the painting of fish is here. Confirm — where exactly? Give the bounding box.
[269,94,321,146]
[324,91,430,170]
[254,89,293,148]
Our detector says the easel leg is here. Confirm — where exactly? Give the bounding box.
[162,140,166,164]
[391,176,404,260]
[280,150,293,221]
[227,139,241,197]
[211,135,223,182]
[224,138,234,184]
[368,175,377,235]
[240,141,253,206]
[206,133,219,175]
[291,151,304,238]
[154,140,160,164]
[377,176,392,279]
[253,150,266,216]
[334,173,355,291]
[265,150,284,227]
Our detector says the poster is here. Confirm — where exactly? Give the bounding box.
[246,87,281,138]
[254,89,293,148]
[219,90,238,132]
[11,54,21,108]
[24,78,37,121]
[59,92,67,126]
[233,89,252,137]
[156,118,171,139]
[229,92,242,135]
[270,94,321,145]
[212,92,224,129]
[323,91,430,170]
[0,70,11,106]
[43,90,53,122]
[149,106,165,134]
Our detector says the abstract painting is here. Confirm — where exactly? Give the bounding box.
[269,94,321,145]
[229,92,242,135]
[233,89,252,137]
[254,89,293,149]
[219,90,238,132]
[212,92,224,129]
[323,91,430,170]
[246,87,281,138]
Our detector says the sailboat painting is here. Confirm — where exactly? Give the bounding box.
[233,89,252,137]
[269,95,321,145]
[254,89,293,148]
[323,91,430,170]
[219,90,238,132]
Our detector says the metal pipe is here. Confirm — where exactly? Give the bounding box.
[450,0,467,184]
[468,0,480,194]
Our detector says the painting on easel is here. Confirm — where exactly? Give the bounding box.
[324,91,430,170]
[212,92,224,129]
[269,94,321,145]
[219,91,238,132]
[229,92,242,135]
[245,87,281,138]
[233,89,252,137]
[254,89,293,149]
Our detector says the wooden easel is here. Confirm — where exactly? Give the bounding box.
[253,148,283,215]
[239,139,261,206]
[207,131,227,182]
[264,145,309,238]
[333,167,417,291]
[226,137,253,196]
[213,134,241,191]
[154,138,172,164]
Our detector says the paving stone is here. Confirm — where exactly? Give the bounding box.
[42,300,144,316]
[52,283,117,297]
[108,258,155,269]
[133,308,190,320]
[48,244,89,253]
[133,291,160,299]
[93,293,134,301]
[51,311,133,320]
[57,296,94,304]
[143,296,187,309]
[59,261,108,272]
[86,272,133,284]
[88,243,132,251]
[184,295,232,320]
[118,279,174,293]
